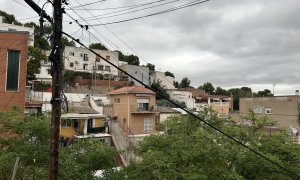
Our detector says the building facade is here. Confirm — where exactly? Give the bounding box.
[167,89,195,109]
[109,86,156,135]
[64,46,119,77]
[195,95,232,116]
[119,64,150,86]
[239,96,300,128]
[149,71,175,89]
[0,31,28,112]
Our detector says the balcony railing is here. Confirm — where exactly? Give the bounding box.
[87,127,106,134]
[131,105,157,113]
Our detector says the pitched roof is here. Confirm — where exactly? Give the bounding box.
[108,86,155,95]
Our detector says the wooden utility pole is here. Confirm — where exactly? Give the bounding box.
[49,0,63,179]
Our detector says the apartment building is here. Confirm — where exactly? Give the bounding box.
[109,86,156,135]
[0,31,28,112]
[167,89,195,109]
[239,96,300,129]
[64,46,119,77]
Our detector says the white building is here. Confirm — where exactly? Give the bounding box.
[150,71,175,89]
[0,16,35,47]
[167,89,195,109]
[64,46,119,77]
[119,64,150,86]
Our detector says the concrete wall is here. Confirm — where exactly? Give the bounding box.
[0,32,28,112]
[120,64,150,86]
[150,71,175,89]
[167,90,195,109]
[240,96,300,128]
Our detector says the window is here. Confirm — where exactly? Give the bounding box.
[137,99,149,111]
[115,98,120,103]
[265,107,272,114]
[47,68,51,75]
[105,66,111,72]
[106,55,110,60]
[70,62,74,68]
[83,64,88,70]
[253,106,263,114]
[98,65,104,70]
[144,118,153,133]
[61,119,72,128]
[69,52,74,56]
[83,53,89,61]
[6,50,20,91]
[96,56,100,62]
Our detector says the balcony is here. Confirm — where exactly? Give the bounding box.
[131,105,157,114]
[87,126,106,134]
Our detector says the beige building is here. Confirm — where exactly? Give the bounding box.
[195,95,232,116]
[109,86,156,135]
[239,96,300,129]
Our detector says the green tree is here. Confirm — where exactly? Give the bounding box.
[150,80,170,100]
[24,22,52,50]
[215,86,228,95]
[173,81,179,88]
[0,110,117,179]
[125,54,140,65]
[89,43,108,50]
[104,112,300,179]
[198,82,215,95]
[179,77,191,88]
[27,46,47,83]
[0,10,21,24]
[145,63,155,72]
[165,71,175,78]
[254,89,274,97]
[62,36,76,47]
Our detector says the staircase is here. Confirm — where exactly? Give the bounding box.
[110,136,124,167]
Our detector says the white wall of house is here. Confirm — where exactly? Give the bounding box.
[167,90,195,109]
[150,71,175,89]
[64,46,119,77]
[120,64,150,86]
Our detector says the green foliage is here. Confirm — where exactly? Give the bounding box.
[89,43,108,50]
[145,63,155,72]
[24,22,51,49]
[125,54,140,65]
[254,89,274,97]
[59,138,116,179]
[173,81,179,88]
[215,86,229,95]
[199,82,215,95]
[34,81,51,91]
[104,113,300,179]
[62,36,76,47]
[150,80,170,100]
[179,77,191,88]
[165,71,175,78]
[63,70,76,84]
[0,10,20,24]
[27,46,47,83]
[0,111,116,179]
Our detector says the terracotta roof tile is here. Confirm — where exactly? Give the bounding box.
[108,86,155,95]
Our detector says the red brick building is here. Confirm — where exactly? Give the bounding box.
[0,31,28,112]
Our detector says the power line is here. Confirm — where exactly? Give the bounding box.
[75,0,175,21]
[90,0,210,26]
[12,0,33,10]
[61,32,300,179]
[70,0,107,9]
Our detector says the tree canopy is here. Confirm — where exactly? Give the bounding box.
[165,71,175,78]
[89,43,108,50]
[104,112,300,179]
[198,82,215,95]
[179,77,191,88]
[145,63,155,72]
[27,46,47,83]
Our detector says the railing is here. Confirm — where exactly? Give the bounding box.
[131,105,157,113]
[87,127,106,134]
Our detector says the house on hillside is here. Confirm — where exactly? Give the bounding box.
[109,86,157,136]
[239,96,300,129]
[195,95,232,116]
[166,89,195,109]
[0,31,28,112]
[119,64,150,86]
[64,46,119,78]
[60,105,109,146]
[149,71,175,89]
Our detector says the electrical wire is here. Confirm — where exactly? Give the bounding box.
[75,0,175,21]
[70,0,107,9]
[90,0,210,26]
[61,32,300,179]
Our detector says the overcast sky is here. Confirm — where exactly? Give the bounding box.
[2,0,300,95]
